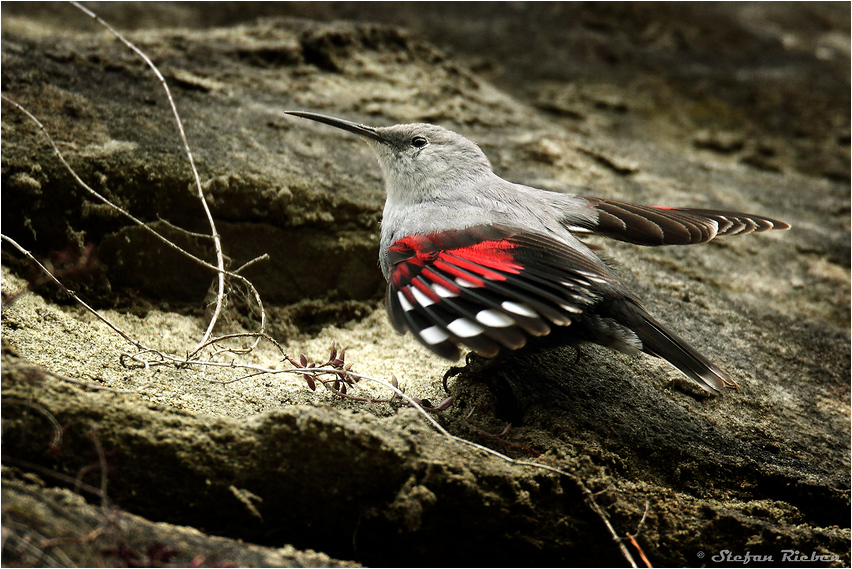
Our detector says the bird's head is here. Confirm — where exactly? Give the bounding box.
[285,111,494,204]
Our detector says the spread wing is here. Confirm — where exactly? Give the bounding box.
[384,225,614,360]
[384,223,740,395]
[577,198,791,246]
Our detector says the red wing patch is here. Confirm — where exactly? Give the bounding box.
[385,226,607,360]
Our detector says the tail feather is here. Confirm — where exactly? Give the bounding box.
[625,305,738,395]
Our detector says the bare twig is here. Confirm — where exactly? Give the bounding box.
[630,499,651,539]
[0,95,268,354]
[3,456,106,500]
[38,526,107,553]
[1,234,144,350]
[229,486,264,521]
[627,534,653,569]
[626,500,653,568]
[192,332,286,357]
[232,253,271,275]
[155,215,215,239]
[1,399,64,452]
[68,1,226,353]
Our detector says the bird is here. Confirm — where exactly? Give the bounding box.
[285,111,790,395]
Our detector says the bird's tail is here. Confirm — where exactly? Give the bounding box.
[621,303,738,395]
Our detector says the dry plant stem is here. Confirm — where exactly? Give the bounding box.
[627,535,653,569]
[68,1,226,354]
[630,499,651,539]
[39,526,107,553]
[231,253,271,276]
[3,456,107,501]
[1,399,64,451]
[0,96,268,355]
[1,234,144,350]
[627,500,653,568]
[2,521,76,569]
[155,215,216,239]
[198,332,285,357]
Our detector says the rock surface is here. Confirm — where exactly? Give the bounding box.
[2,3,849,567]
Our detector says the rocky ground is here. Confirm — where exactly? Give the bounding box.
[1,3,849,567]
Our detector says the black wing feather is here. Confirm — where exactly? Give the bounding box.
[581,198,790,246]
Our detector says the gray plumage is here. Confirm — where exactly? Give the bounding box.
[286,111,790,395]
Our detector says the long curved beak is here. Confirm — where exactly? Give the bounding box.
[284,111,386,143]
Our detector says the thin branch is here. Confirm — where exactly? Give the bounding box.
[1,234,145,350]
[3,456,107,500]
[0,95,268,355]
[626,500,653,568]
[155,215,215,239]
[68,0,227,353]
[192,331,286,357]
[0,98,211,275]
[627,535,653,569]
[630,500,651,539]
[1,399,64,452]
[232,253,271,275]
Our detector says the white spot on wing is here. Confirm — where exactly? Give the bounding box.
[455,277,477,288]
[410,285,435,307]
[501,301,537,318]
[397,291,414,312]
[574,273,609,285]
[476,309,514,328]
[559,302,583,314]
[446,318,484,338]
[433,283,459,298]
[420,325,450,345]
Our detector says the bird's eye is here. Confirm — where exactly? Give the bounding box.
[411,136,429,149]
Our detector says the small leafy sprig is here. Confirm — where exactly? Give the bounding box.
[284,344,354,394]
[285,344,403,404]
